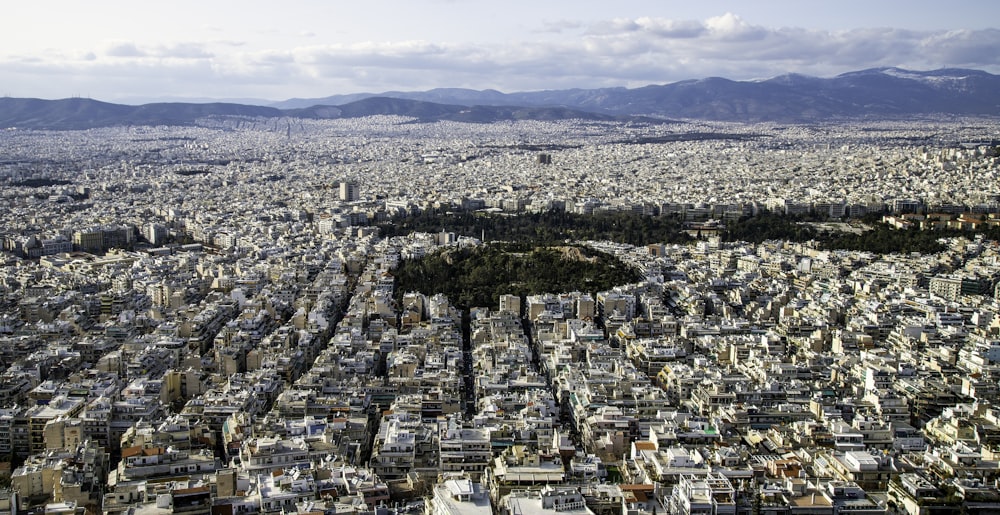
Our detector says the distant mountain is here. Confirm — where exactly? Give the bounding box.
[114,95,275,106]
[0,96,647,130]
[275,67,1000,121]
[2,68,998,129]
[286,97,644,123]
[0,98,283,130]
[272,88,516,110]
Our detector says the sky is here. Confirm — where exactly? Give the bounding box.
[2,0,999,103]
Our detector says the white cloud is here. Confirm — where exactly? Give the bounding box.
[919,29,1000,66]
[158,43,213,59]
[2,13,999,101]
[704,13,767,41]
[104,42,146,58]
[634,17,706,39]
[102,41,212,60]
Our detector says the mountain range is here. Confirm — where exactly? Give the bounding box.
[2,68,998,130]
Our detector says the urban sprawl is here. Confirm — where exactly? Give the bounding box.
[2,116,1000,515]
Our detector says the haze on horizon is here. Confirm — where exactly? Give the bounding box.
[2,0,998,104]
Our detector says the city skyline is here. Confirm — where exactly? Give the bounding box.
[2,0,998,103]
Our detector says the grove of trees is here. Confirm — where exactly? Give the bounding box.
[393,242,641,309]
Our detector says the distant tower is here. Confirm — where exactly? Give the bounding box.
[537,153,552,165]
[339,181,359,202]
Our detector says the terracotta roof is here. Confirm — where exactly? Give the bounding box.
[633,441,657,451]
[620,484,655,492]
[121,446,142,458]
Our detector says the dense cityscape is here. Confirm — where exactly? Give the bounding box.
[2,114,1000,515]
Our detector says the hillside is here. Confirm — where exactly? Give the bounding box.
[3,67,998,129]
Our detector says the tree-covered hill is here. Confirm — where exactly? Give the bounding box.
[393,242,641,309]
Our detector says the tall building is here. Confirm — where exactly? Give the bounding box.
[339,181,359,202]
[145,223,169,246]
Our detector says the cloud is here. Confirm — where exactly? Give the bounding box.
[634,17,706,39]
[158,43,214,59]
[588,14,760,41]
[704,13,767,41]
[291,41,456,70]
[534,19,583,34]
[105,42,146,58]
[586,18,642,35]
[102,41,212,60]
[3,14,1000,101]
[567,16,1000,80]
[919,29,1000,66]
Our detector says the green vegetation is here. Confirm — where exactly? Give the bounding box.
[9,178,72,187]
[382,208,954,255]
[721,213,951,254]
[819,225,950,254]
[378,209,693,246]
[393,242,641,309]
[720,212,822,243]
[386,209,1000,312]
